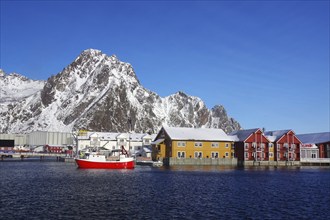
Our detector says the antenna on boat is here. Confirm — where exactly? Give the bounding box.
[128,116,132,155]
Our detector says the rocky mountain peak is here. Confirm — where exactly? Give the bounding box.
[0,49,241,134]
[0,69,5,77]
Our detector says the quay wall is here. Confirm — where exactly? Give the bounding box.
[161,158,320,167]
[243,161,301,166]
[163,158,237,166]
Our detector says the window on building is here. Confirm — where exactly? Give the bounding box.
[277,144,280,150]
[311,153,317,158]
[194,151,203,158]
[177,141,186,147]
[211,152,219,158]
[145,139,150,144]
[269,143,273,148]
[225,152,229,157]
[194,142,202,147]
[252,142,257,148]
[225,143,229,148]
[177,151,185,158]
[245,152,249,158]
[261,143,265,148]
[244,143,249,150]
[284,143,289,148]
[269,152,273,157]
[211,142,219,148]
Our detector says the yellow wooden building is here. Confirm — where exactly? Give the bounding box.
[152,126,236,162]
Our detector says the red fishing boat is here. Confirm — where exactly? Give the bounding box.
[75,146,135,169]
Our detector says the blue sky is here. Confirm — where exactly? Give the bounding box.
[1,0,329,134]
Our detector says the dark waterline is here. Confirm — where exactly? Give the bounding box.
[1,160,329,219]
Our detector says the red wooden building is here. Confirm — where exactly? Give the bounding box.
[265,130,301,161]
[230,128,270,163]
[45,145,65,153]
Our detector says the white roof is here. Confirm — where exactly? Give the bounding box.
[266,136,277,142]
[163,126,235,141]
[151,138,165,145]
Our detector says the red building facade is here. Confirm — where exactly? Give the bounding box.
[230,128,270,162]
[265,130,301,161]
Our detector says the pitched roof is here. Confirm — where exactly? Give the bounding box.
[229,128,260,141]
[163,126,235,141]
[297,132,330,144]
[92,132,120,140]
[264,130,291,141]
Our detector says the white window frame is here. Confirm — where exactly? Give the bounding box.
[177,141,186,147]
[225,152,229,157]
[252,142,257,148]
[177,151,185,158]
[277,144,280,150]
[269,152,273,157]
[244,143,249,150]
[211,152,219,158]
[269,143,273,148]
[194,151,203,158]
[225,143,229,148]
[245,152,249,158]
[211,142,219,148]
[194,142,203,147]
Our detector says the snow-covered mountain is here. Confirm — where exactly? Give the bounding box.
[0,69,44,104]
[0,49,241,134]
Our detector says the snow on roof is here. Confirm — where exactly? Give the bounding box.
[86,132,120,140]
[129,133,147,141]
[297,132,330,144]
[229,128,260,141]
[152,138,165,145]
[163,126,235,141]
[264,130,291,141]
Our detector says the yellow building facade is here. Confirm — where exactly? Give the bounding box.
[152,126,236,161]
[172,140,234,159]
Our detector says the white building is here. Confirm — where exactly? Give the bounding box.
[300,143,319,159]
[77,132,155,157]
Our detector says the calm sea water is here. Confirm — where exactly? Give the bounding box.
[1,159,329,220]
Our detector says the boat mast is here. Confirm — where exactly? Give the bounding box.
[128,117,132,154]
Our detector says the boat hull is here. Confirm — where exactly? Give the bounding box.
[75,158,135,169]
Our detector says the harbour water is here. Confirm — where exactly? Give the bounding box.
[1,159,329,219]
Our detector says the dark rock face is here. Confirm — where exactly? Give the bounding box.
[0,49,241,134]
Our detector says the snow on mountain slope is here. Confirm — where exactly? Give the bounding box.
[0,69,45,104]
[0,49,241,134]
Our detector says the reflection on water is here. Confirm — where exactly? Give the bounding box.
[1,160,329,219]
